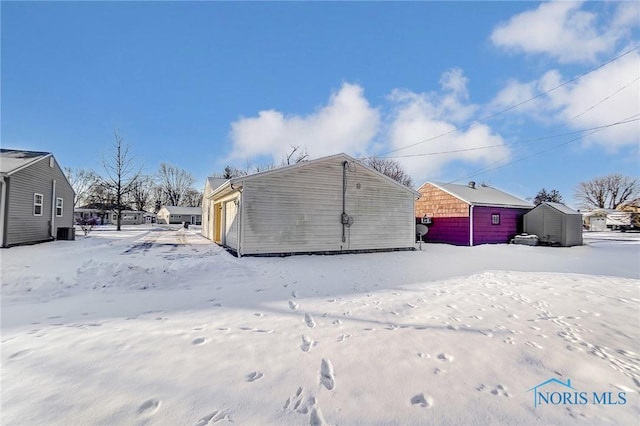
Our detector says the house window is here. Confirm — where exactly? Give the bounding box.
[56,198,63,217]
[34,193,43,216]
[491,213,500,225]
[113,214,117,221]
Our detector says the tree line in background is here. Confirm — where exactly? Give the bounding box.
[65,131,203,231]
[68,131,637,231]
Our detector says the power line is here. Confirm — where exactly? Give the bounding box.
[377,45,640,157]
[448,115,639,184]
[377,117,639,159]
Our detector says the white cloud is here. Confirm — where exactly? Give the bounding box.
[490,1,631,64]
[385,71,510,185]
[228,83,379,163]
[489,49,640,150]
[546,50,640,149]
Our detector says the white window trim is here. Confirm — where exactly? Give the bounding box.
[34,193,43,216]
[56,197,63,217]
[491,213,500,225]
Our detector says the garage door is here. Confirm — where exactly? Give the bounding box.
[224,200,238,250]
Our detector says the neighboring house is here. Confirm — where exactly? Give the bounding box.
[157,206,202,225]
[524,202,583,246]
[0,149,75,247]
[202,177,229,242]
[582,208,636,231]
[415,181,532,246]
[74,208,151,225]
[202,153,420,257]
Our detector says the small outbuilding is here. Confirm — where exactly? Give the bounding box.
[415,181,532,246]
[0,149,75,247]
[524,202,583,246]
[203,153,420,256]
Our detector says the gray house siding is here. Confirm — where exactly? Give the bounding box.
[523,203,583,247]
[4,156,74,246]
[236,157,416,256]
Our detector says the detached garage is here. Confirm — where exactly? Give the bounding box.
[203,153,420,256]
[524,202,583,247]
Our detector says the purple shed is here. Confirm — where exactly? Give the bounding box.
[415,181,533,246]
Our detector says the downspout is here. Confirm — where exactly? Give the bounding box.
[237,190,243,258]
[469,204,474,247]
[342,161,347,243]
[51,180,57,238]
[0,176,5,247]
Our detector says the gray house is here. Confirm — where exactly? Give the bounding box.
[524,202,583,247]
[203,153,420,256]
[0,149,75,247]
[74,208,151,225]
[157,206,202,225]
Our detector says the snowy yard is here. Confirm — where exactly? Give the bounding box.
[1,226,639,425]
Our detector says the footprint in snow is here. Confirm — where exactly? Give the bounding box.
[138,399,160,415]
[410,393,434,408]
[525,341,543,349]
[289,301,299,311]
[310,408,325,426]
[437,353,454,362]
[301,335,315,352]
[304,313,316,328]
[247,371,264,382]
[195,410,231,425]
[192,337,206,345]
[320,359,335,390]
[337,334,351,343]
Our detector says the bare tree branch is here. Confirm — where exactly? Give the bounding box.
[363,157,413,187]
[157,163,195,206]
[575,174,639,210]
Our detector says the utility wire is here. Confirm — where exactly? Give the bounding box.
[376,45,640,157]
[448,114,639,183]
[379,117,639,159]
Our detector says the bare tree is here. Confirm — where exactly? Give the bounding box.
[283,145,309,165]
[100,130,141,231]
[64,167,98,207]
[575,174,639,210]
[130,175,155,212]
[532,188,564,205]
[183,188,203,207]
[363,157,413,187]
[157,163,195,206]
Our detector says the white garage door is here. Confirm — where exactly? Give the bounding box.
[224,200,238,250]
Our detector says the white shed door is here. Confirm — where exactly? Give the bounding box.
[224,200,238,250]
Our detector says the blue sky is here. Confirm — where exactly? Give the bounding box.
[2,1,639,207]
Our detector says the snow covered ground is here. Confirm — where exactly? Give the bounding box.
[1,226,639,425]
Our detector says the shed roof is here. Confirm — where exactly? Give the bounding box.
[160,206,202,215]
[425,181,532,209]
[540,202,581,215]
[0,149,51,175]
